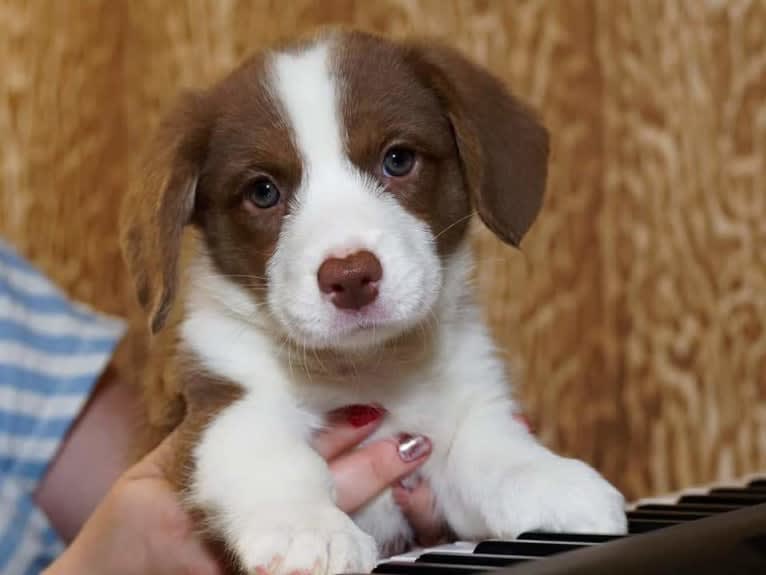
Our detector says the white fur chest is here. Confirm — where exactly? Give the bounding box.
[180,258,506,437]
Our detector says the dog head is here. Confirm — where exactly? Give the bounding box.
[120,29,548,351]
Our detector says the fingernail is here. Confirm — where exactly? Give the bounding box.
[397,434,431,462]
[344,404,385,427]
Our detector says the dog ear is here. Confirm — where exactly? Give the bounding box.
[405,41,549,247]
[120,91,211,334]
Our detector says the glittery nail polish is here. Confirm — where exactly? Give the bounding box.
[397,434,431,462]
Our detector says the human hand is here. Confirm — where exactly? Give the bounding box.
[44,405,443,575]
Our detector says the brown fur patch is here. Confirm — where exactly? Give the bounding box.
[120,92,212,333]
[173,365,246,574]
[333,30,548,255]
[120,53,303,335]
[127,233,206,461]
[195,54,302,297]
[335,32,472,256]
[165,358,245,492]
[401,39,549,248]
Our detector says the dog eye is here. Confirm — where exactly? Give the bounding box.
[242,177,281,209]
[382,146,416,178]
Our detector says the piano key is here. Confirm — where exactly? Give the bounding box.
[373,561,496,574]
[747,478,766,488]
[517,531,623,543]
[416,553,530,567]
[636,503,740,513]
[501,501,766,575]
[679,492,766,506]
[473,540,586,557]
[628,518,682,533]
[627,509,714,521]
[710,487,766,495]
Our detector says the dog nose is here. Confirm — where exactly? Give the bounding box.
[317,251,383,310]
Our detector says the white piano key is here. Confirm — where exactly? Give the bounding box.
[385,542,477,563]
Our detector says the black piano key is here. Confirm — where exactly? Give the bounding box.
[628,518,682,533]
[627,509,713,521]
[747,478,766,488]
[710,487,766,495]
[473,540,585,557]
[636,503,740,513]
[373,561,495,575]
[416,553,529,567]
[711,483,766,493]
[517,531,623,543]
[679,492,766,506]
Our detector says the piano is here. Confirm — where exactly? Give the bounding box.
[362,473,766,575]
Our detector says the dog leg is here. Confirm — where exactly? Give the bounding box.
[189,394,377,575]
[437,398,627,540]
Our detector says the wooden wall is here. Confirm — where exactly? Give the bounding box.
[1,0,764,500]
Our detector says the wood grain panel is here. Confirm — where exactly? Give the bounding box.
[595,0,766,496]
[0,0,127,314]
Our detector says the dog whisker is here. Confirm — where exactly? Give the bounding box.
[434,212,476,240]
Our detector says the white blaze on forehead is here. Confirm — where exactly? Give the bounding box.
[269,41,346,192]
[264,38,444,350]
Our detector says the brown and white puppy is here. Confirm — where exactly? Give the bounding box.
[121,29,626,575]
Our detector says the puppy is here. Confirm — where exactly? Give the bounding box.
[120,28,627,575]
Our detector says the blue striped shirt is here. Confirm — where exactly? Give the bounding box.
[0,240,125,574]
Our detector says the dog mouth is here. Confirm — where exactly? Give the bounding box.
[279,305,409,349]
[339,307,389,329]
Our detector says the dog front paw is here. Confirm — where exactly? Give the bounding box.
[233,504,378,575]
[484,457,627,537]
